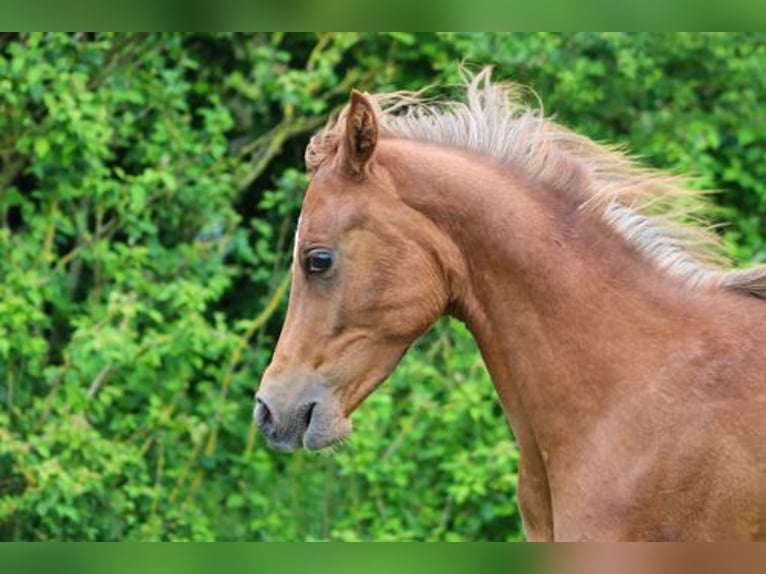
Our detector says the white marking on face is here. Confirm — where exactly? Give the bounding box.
[293,214,303,262]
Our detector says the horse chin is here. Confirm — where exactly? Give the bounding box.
[302,411,352,451]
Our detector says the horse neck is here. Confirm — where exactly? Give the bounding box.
[381,139,718,455]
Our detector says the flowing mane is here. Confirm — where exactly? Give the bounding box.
[306,68,766,299]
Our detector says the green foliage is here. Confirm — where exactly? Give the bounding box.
[1,33,764,541]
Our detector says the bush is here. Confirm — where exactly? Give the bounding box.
[1,33,764,541]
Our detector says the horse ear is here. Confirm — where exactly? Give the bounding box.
[343,89,378,177]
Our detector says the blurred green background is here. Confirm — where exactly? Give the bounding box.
[1,33,764,541]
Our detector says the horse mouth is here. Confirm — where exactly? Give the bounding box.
[302,426,348,451]
[301,402,352,451]
[255,395,351,452]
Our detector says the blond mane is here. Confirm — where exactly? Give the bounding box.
[306,68,766,299]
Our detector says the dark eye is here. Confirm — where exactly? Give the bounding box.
[306,250,334,274]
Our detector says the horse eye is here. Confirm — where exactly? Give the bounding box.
[306,250,334,274]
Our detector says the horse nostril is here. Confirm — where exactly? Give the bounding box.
[254,396,274,434]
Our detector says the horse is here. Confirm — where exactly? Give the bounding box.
[254,69,766,541]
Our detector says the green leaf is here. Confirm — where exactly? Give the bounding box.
[33,137,50,159]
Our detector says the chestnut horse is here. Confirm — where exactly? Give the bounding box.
[255,70,766,541]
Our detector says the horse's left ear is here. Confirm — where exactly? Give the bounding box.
[343,89,378,177]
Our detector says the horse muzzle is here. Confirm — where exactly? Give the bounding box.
[254,369,351,451]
